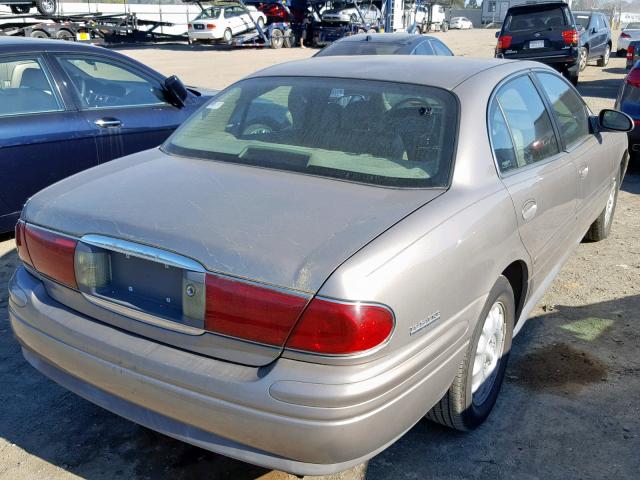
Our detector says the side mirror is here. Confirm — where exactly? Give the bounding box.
[595,109,634,133]
[495,31,500,38]
[163,75,188,108]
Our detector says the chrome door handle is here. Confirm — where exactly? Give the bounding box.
[579,165,589,179]
[522,200,538,222]
[95,118,122,128]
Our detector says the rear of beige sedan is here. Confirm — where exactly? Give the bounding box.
[8,57,631,476]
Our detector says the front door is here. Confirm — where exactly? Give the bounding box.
[52,54,184,163]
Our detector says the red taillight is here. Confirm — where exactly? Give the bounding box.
[23,224,77,288]
[206,23,215,30]
[205,274,308,346]
[562,29,578,46]
[621,32,631,39]
[497,35,512,50]
[15,221,33,267]
[285,298,394,355]
[627,67,640,88]
[628,45,635,60]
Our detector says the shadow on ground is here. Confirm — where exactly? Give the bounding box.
[1,236,638,479]
[577,77,624,100]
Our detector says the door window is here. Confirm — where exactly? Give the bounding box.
[431,39,454,56]
[0,57,62,117]
[413,41,434,56]
[57,56,166,109]
[489,100,518,173]
[535,72,590,148]
[494,75,560,170]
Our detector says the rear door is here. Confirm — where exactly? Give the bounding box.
[503,5,570,58]
[534,70,612,231]
[0,54,98,216]
[52,53,187,163]
[489,74,579,289]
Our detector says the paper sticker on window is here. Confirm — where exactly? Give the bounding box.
[207,101,225,110]
[329,88,344,98]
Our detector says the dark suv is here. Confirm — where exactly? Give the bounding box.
[495,2,580,85]
[573,11,612,72]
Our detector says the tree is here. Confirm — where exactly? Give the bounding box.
[466,0,479,8]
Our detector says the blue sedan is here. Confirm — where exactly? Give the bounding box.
[0,37,213,233]
[314,33,454,57]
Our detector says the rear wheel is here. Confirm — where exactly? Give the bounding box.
[565,67,579,86]
[579,47,588,71]
[585,174,619,242]
[36,0,57,16]
[30,30,49,38]
[427,276,514,430]
[222,28,232,45]
[597,44,611,67]
[55,29,74,41]
[269,28,284,49]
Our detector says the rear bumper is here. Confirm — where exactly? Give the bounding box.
[188,30,223,40]
[9,267,465,476]
[498,51,578,69]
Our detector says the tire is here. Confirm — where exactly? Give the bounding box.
[36,0,57,16]
[427,276,515,431]
[565,68,579,86]
[30,30,49,38]
[10,5,31,14]
[222,28,232,45]
[282,30,293,48]
[597,44,611,67]
[585,174,619,242]
[579,47,588,72]
[269,28,284,49]
[55,29,74,41]
[441,22,448,32]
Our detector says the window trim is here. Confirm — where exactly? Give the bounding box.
[486,70,565,178]
[0,54,65,119]
[53,53,169,112]
[530,68,593,153]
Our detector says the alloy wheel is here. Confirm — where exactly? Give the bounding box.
[472,301,506,406]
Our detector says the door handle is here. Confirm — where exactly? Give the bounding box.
[522,200,538,222]
[95,118,122,128]
[579,165,589,179]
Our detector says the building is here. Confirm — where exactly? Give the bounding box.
[481,0,572,25]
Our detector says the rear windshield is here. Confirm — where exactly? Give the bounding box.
[626,22,640,30]
[164,76,458,188]
[505,6,568,32]
[195,7,221,20]
[316,42,405,56]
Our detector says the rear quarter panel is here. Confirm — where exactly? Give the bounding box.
[320,64,532,368]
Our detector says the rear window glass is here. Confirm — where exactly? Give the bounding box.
[575,14,591,30]
[625,22,640,30]
[506,7,567,31]
[165,76,458,188]
[316,42,404,56]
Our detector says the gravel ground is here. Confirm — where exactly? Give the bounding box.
[0,29,638,480]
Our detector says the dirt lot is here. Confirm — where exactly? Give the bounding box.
[0,28,638,480]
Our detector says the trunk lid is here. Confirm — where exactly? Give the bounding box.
[23,149,443,365]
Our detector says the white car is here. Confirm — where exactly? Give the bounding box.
[188,4,266,44]
[618,22,640,54]
[450,16,473,29]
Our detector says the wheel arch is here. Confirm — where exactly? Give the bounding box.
[501,260,528,326]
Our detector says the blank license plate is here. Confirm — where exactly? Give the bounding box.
[529,40,545,49]
[76,32,90,41]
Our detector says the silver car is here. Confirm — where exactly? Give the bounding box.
[9,57,633,476]
[618,22,640,54]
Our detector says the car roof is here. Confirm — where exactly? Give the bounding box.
[0,36,107,54]
[508,1,568,11]
[332,33,437,45]
[250,56,543,90]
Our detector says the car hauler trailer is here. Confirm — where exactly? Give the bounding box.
[0,11,186,43]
